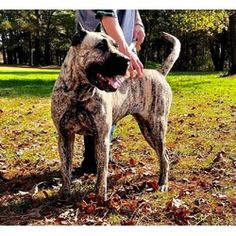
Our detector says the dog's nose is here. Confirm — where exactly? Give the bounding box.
[105,53,130,76]
[114,54,130,68]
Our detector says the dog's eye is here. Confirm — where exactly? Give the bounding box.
[95,39,108,52]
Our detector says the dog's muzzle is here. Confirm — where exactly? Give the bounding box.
[86,53,130,92]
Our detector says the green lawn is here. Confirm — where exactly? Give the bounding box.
[0,66,236,225]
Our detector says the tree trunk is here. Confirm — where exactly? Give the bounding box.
[191,43,197,70]
[43,10,55,65]
[2,48,7,64]
[29,32,32,66]
[1,33,7,64]
[34,36,41,66]
[209,40,220,71]
[209,31,227,71]
[218,31,227,71]
[44,41,51,65]
[229,13,236,74]
[34,10,41,66]
[6,49,13,64]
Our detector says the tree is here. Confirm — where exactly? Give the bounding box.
[139,10,230,71]
[229,12,236,74]
[0,10,233,71]
[0,10,75,66]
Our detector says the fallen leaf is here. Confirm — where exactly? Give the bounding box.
[184,113,195,118]
[122,219,137,225]
[212,193,227,200]
[26,111,33,115]
[80,200,88,210]
[233,161,236,168]
[17,191,30,196]
[106,196,121,210]
[213,150,226,163]
[182,178,189,183]
[165,198,190,225]
[170,198,184,209]
[194,198,207,206]
[84,204,96,214]
[87,192,96,201]
[129,158,136,167]
[146,180,158,191]
[26,208,42,218]
[55,216,68,225]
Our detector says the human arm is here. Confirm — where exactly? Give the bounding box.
[101,16,143,78]
[133,11,145,51]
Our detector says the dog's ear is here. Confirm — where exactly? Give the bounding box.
[72,22,87,46]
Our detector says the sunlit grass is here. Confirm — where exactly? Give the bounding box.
[0,66,235,225]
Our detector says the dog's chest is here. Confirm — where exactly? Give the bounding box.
[61,94,107,135]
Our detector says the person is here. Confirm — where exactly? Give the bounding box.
[75,10,146,174]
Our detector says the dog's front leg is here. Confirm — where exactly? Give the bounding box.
[58,130,75,195]
[95,133,110,203]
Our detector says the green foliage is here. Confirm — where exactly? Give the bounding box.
[170,10,229,35]
[0,10,75,65]
[139,10,232,71]
[140,10,229,36]
[0,10,235,70]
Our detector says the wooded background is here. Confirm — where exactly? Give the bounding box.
[0,10,236,73]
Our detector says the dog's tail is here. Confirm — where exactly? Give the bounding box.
[158,32,181,77]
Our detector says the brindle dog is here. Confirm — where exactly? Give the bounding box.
[51,23,180,202]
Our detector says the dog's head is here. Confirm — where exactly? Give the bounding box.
[71,23,130,92]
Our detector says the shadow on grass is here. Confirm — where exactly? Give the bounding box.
[0,78,212,98]
[170,71,219,76]
[0,71,59,75]
[0,79,56,97]
[168,80,212,92]
[0,168,89,225]
[0,70,220,97]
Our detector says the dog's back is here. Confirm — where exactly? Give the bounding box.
[111,32,180,123]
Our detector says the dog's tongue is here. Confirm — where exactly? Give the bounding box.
[107,76,122,89]
[96,73,122,90]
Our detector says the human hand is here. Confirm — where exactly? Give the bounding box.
[128,50,143,79]
[118,43,143,79]
[133,24,145,51]
[101,16,144,79]
[119,44,143,79]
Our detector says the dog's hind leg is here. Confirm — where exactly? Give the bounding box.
[134,115,169,191]
[58,130,75,194]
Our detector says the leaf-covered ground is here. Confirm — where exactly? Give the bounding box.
[0,67,235,225]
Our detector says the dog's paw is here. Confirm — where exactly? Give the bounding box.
[158,185,168,192]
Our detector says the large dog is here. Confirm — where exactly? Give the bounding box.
[51,23,180,202]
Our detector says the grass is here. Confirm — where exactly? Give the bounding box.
[0,67,58,97]
[0,66,236,225]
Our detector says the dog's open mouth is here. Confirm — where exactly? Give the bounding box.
[86,53,129,92]
[96,73,123,91]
